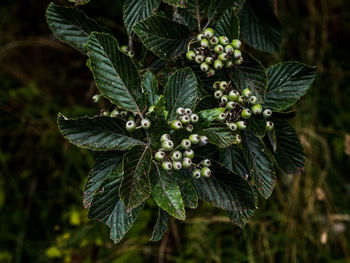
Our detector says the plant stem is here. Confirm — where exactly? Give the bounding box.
[195,0,201,32]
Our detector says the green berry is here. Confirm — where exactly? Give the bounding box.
[242,88,252,97]
[172,151,182,161]
[214,44,224,54]
[186,51,196,61]
[251,104,263,115]
[236,134,242,144]
[197,33,205,42]
[213,81,221,90]
[195,55,205,64]
[201,167,211,177]
[171,120,183,130]
[221,95,228,104]
[180,115,191,125]
[237,120,247,130]
[203,28,214,38]
[176,107,185,116]
[241,108,252,119]
[201,38,210,48]
[199,136,209,145]
[207,68,216,77]
[92,94,101,103]
[185,108,192,115]
[249,96,257,104]
[181,139,191,149]
[228,90,239,101]
[148,106,155,113]
[162,140,174,151]
[161,134,170,142]
[238,96,244,104]
[128,50,135,58]
[126,120,136,131]
[186,124,194,132]
[219,81,228,91]
[218,53,228,61]
[128,116,135,121]
[214,90,223,99]
[172,161,182,170]
[189,134,200,144]
[182,157,192,168]
[205,57,214,64]
[235,57,244,65]
[121,45,129,53]
[141,118,151,129]
[224,45,234,55]
[217,112,227,121]
[214,60,223,70]
[183,149,194,159]
[210,36,219,45]
[202,159,211,167]
[192,169,201,179]
[110,109,120,117]
[120,110,128,118]
[219,36,229,45]
[226,101,236,110]
[162,161,172,171]
[228,122,238,131]
[263,109,272,118]
[234,49,242,58]
[266,121,274,131]
[225,60,234,68]
[190,113,199,123]
[232,39,242,49]
[200,62,210,72]
[155,151,165,161]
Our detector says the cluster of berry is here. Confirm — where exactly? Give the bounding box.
[186,27,243,77]
[212,81,274,134]
[120,45,135,58]
[169,107,199,133]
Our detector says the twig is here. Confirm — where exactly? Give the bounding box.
[195,0,201,32]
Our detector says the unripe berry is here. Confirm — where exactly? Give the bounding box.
[236,134,242,144]
[160,134,170,142]
[249,96,257,104]
[266,121,274,131]
[241,108,252,119]
[199,135,209,145]
[201,167,211,177]
[214,60,223,70]
[218,53,228,61]
[234,49,242,58]
[205,57,214,64]
[186,124,193,132]
[110,109,120,117]
[227,122,238,131]
[214,90,223,99]
[228,90,239,101]
[225,60,234,68]
[162,161,172,171]
[201,159,211,167]
[92,94,101,103]
[155,151,165,161]
[176,107,185,116]
[171,150,182,161]
[197,33,205,42]
[226,101,236,110]
[121,45,129,53]
[221,95,229,104]
[141,118,151,129]
[102,111,110,116]
[126,120,136,132]
[263,109,272,118]
[192,169,201,179]
[232,39,242,49]
[189,134,200,144]
[210,36,219,45]
[214,44,224,54]
[224,45,234,54]
[237,120,247,130]
[190,113,199,123]
[213,81,221,90]
[242,88,252,97]
[200,62,210,72]
[172,161,182,170]
[201,38,210,48]
[219,81,228,91]
[128,116,135,121]
[181,139,191,149]
[207,68,216,77]
[219,36,229,45]
[185,108,192,115]
[162,140,174,151]
[120,110,128,118]
[183,149,194,159]
[195,55,205,64]
[203,28,214,38]
[186,51,196,61]
[238,96,244,104]
[148,106,155,113]
[182,157,192,168]
[251,104,263,115]
[217,112,227,121]
[235,57,244,65]
[171,120,183,130]
[180,115,191,125]
[128,50,135,58]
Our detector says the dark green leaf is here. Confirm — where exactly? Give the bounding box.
[58,114,145,151]
[87,32,145,114]
[197,126,237,148]
[165,68,198,120]
[150,209,169,242]
[219,145,249,179]
[123,0,161,35]
[174,170,198,209]
[150,163,186,220]
[227,209,255,228]
[68,0,90,5]
[46,3,110,53]
[142,70,160,107]
[264,62,317,112]
[133,15,190,59]
[119,146,152,211]
[247,115,266,137]
[216,9,240,40]
[239,0,282,53]
[198,108,225,127]
[84,151,124,208]
[162,0,187,7]
[173,8,197,31]
[194,95,218,112]
[243,131,275,198]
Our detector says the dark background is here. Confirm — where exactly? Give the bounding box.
[0,0,349,262]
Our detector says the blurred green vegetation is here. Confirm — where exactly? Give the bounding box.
[0,0,349,262]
